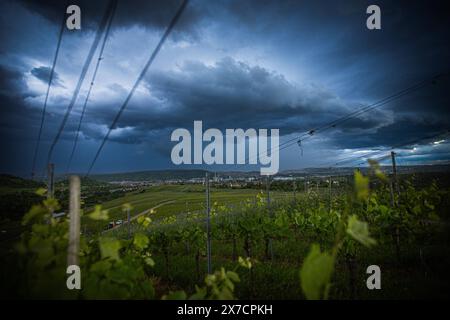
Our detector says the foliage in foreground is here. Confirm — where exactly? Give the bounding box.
[2,161,446,299]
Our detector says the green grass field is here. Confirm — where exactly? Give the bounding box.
[83,184,295,233]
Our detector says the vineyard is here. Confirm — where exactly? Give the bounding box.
[1,163,450,300]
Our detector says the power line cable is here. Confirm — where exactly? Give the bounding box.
[247,73,447,164]
[362,134,450,167]
[66,0,118,174]
[328,129,450,168]
[31,3,67,179]
[46,0,117,169]
[86,0,189,176]
[338,132,448,167]
[299,74,446,143]
[278,77,440,153]
[268,81,429,154]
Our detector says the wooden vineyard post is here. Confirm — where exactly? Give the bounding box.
[266,176,274,260]
[389,181,395,207]
[127,206,131,239]
[390,151,401,262]
[47,163,55,199]
[68,175,80,267]
[293,180,296,201]
[391,151,399,196]
[329,176,332,213]
[205,172,212,274]
[185,201,190,254]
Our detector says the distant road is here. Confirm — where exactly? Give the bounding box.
[103,200,175,233]
[85,196,163,214]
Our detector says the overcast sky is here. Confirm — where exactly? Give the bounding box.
[0,0,449,176]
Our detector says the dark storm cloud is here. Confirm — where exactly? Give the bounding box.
[30,66,64,87]
[326,118,450,151]
[0,63,69,147]
[17,0,204,39]
[74,53,450,155]
[80,57,393,147]
[0,64,50,137]
[0,64,27,97]
[211,0,450,100]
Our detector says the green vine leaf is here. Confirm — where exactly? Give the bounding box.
[346,215,376,247]
[35,188,47,196]
[137,216,152,227]
[368,159,388,182]
[299,244,335,300]
[99,237,122,261]
[133,233,149,251]
[88,205,109,221]
[354,170,369,201]
[22,204,47,225]
[238,256,252,269]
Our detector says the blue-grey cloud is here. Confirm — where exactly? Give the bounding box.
[78,57,386,145]
[17,0,205,40]
[30,66,64,88]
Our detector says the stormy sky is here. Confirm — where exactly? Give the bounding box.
[0,0,449,176]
